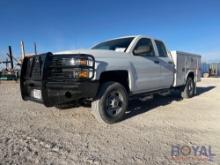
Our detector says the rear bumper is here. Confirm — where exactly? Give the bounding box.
[20,52,98,107]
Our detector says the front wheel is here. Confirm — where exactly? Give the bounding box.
[181,77,195,99]
[91,82,128,124]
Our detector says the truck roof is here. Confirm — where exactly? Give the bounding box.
[109,35,160,41]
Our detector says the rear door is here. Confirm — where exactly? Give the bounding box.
[131,38,162,93]
[154,40,174,88]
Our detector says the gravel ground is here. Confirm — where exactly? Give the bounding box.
[0,78,219,165]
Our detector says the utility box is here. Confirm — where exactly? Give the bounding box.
[171,51,201,87]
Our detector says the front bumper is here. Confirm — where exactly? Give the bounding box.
[20,52,98,107]
[21,80,99,107]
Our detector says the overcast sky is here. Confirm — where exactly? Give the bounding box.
[0,0,220,62]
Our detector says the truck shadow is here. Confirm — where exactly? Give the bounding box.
[196,86,215,96]
[57,86,215,122]
[124,86,215,121]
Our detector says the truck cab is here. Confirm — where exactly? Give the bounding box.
[57,36,175,93]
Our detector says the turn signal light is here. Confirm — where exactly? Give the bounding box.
[79,70,89,78]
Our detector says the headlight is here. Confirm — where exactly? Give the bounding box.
[62,57,93,67]
[70,58,88,66]
[49,54,95,81]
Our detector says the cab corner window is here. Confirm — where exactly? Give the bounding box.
[155,40,168,57]
[133,38,155,56]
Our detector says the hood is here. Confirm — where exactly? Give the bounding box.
[54,49,129,58]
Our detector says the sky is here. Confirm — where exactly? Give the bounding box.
[0,0,220,62]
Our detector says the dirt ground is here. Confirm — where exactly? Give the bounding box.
[0,78,219,165]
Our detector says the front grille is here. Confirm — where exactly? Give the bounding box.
[50,56,63,68]
[48,56,66,81]
[31,57,42,79]
[48,67,85,81]
[25,55,45,80]
[48,68,66,81]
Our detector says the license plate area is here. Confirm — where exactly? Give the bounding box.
[31,89,42,100]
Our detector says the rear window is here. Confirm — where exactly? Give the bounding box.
[155,40,168,57]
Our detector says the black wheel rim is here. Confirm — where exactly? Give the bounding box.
[105,89,124,117]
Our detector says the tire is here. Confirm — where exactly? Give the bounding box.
[91,82,128,124]
[181,77,195,99]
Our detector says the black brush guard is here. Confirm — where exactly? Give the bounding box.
[20,52,98,107]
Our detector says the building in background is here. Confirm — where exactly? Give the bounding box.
[201,62,220,77]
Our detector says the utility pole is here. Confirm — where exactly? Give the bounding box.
[5,58,9,70]
[8,46,14,69]
[20,41,25,60]
[34,42,37,55]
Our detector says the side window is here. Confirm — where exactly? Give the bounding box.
[155,40,168,57]
[133,38,155,56]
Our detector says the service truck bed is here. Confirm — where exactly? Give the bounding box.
[171,51,201,87]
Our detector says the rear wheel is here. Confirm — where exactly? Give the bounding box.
[181,77,195,98]
[91,82,128,124]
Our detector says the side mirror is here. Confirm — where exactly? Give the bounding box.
[133,45,151,55]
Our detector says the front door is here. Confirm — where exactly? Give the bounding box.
[131,38,161,93]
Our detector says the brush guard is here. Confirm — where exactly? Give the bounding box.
[20,52,97,107]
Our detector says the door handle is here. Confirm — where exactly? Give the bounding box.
[154,60,160,64]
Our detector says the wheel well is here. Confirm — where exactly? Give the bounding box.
[187,72,194,80]
[99,71,129,92]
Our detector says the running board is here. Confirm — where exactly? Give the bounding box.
[130,88,171,100]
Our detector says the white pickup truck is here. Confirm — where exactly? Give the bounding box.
[20,35,201,123]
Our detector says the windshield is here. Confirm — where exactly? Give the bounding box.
[92,37,134,52]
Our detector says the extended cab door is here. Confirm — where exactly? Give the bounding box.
[131,38,162,93]
[154,40,174,88]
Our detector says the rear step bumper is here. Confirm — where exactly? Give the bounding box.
[20,52,98,107]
